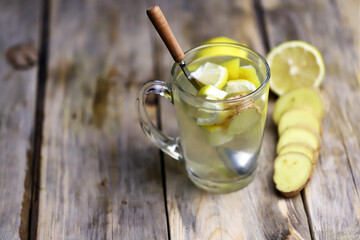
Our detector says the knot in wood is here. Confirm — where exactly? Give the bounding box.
[5,44,38,70]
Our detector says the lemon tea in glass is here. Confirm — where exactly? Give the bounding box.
[137,43,270,193]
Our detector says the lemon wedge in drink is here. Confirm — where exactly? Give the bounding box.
[194,92,231,126]
[266,41,325,95]
[238,65,261,88]
[191,62,228,89]
[197,85,227,99]
[194,95,223,126]
[195,36,246,59]
[221,58,240,80]
[224,79,256,97]
[202,36,240,45]
[201,125,234,146]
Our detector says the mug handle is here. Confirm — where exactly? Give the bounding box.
[136,80,183,161]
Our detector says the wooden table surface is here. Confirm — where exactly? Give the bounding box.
[1,0,359,239]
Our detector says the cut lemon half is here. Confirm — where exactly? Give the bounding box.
[197,85,227,100]
[266,41,325,95]
[224,79,256,96]
[191,62,228,89]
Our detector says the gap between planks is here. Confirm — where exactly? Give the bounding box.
[147,7,172,238]
[29,0,51,239]
[157,104,171,240]
[253,0,270,53]
[253,1,316,239]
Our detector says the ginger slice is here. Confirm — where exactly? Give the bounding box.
[278,143,317,165]
[273,152,312,197]
[276,126,321,154]
[273,87,324,125]
[278,107,322,135]
[227,107,261,134]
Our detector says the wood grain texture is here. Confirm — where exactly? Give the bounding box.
[0,0,40,239]
[151,0,311,239]
[261,0,360,238]
[334,0,360,60]
[36,0,168,239]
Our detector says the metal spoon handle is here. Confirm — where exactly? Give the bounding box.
[147,5,185,63]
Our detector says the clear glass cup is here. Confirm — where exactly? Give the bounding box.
[136,43,270,193]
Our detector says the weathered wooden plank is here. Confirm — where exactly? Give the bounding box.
[335,0,360,58]
[151,0,312,239]
[36,0,168,239]
[333,0,360,195]
[261,0,360,238]
[0,0,41,239]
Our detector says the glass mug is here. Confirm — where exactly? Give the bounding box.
[136,43,270,193]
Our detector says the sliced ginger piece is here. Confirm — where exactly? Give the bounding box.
[277,126,321,154]
[273,152,312,197]
[273,87,324,125]
[227,107,261,134]
[278,106,322,135]
[278,143,317,165]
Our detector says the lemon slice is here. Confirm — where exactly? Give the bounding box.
[194,95,234,126]
[194,96,223,126]
[191,62,228,89]
[238,65,261,88]
[202,36,240,44]
[197,85,227,100]
[221,58,240,80]
[224,79,256,96]
[195,37,247,59]
[266,41,325,95]
[195,110,219,126]
[201,125,234,146]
